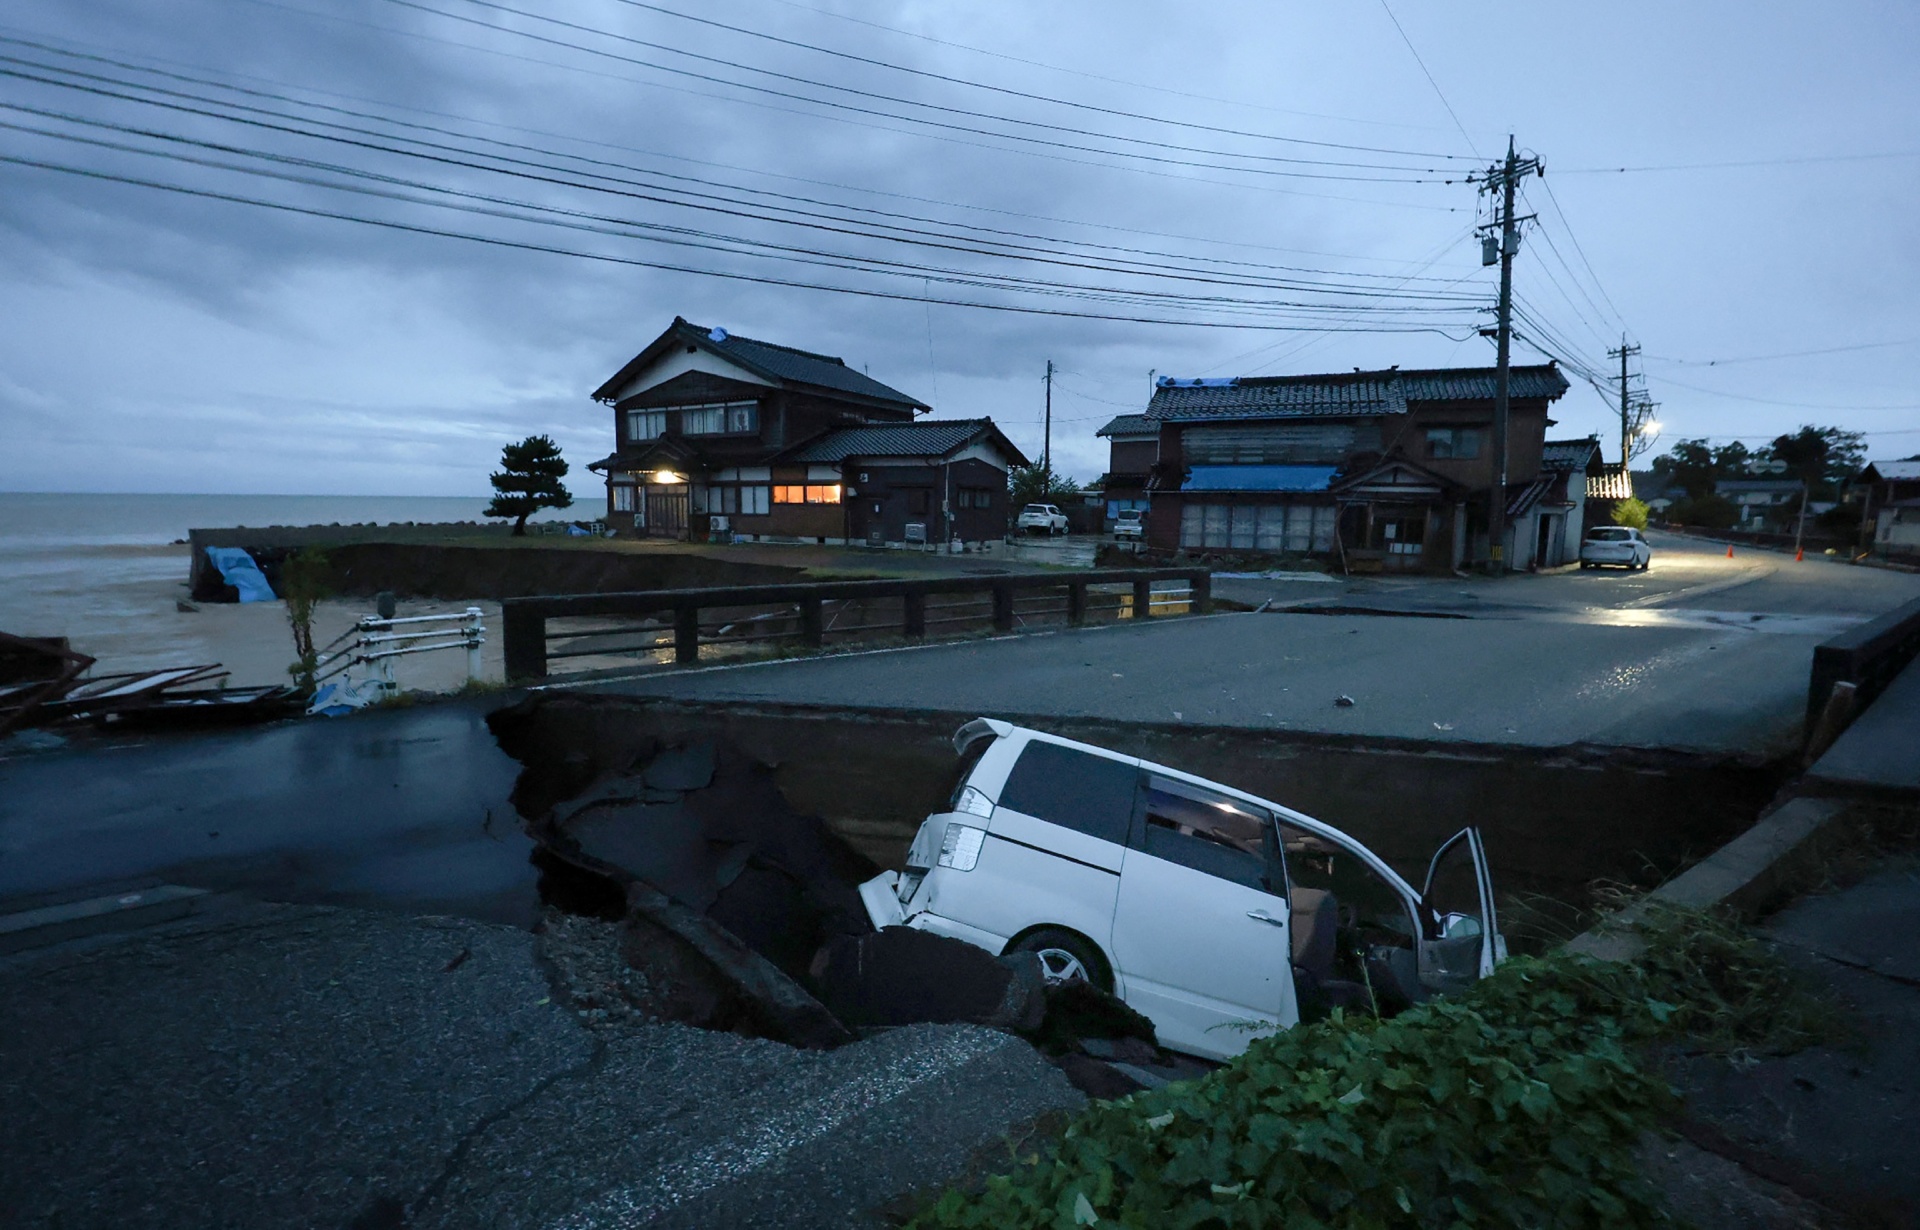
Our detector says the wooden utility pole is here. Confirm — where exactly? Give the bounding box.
[1043,359,1053,478]
[1478,138,1539,574]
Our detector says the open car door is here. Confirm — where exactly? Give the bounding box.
[1416,828,1502,996]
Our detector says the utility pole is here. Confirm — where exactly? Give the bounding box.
[1043,359,1053,479]
[1607,338,1657,476]
[1610,339,1640,470]
[1475,137,1540,575]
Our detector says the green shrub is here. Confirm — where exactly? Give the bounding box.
[913,955,1676,1229]
[1610,497,1650,531]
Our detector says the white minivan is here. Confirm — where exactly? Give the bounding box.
[859,720,1505,1060]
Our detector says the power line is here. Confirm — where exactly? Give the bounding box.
[748,0,1448,133]
[393,0,1462,181]
[0,65,1487,307]
[0,149,1487,334]
[1645,373,1920,412]
[1559,151,1920,174]
[0,31,1473,277]
[608,0,1477,162]
[1646,338,1920,366]
[230,0,1467,212]
[1377,0,1479,158]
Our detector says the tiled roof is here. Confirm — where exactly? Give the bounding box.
[1541,437,1601,472]
[1144,365,1568,422]
[1096,414,1155,438]
[689,322,926,408]
[594,318,928,409]
[1863,460,1920,482]
[783,418,1028,466]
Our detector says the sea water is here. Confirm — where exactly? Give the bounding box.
[0,492,547,679]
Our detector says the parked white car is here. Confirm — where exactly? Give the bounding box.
[1016,504,1069,535]
[1112,509,1145,541]
[859,720,1505,1061]
[1580,526,1652,570]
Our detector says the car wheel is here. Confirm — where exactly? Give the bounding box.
[1007,927,1112,992]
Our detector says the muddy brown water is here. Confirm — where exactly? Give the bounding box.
[490,694,1789,948]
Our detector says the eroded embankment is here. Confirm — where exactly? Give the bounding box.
[493,692,1790,938]
[194,541,807,601]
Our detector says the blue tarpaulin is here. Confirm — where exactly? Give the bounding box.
[203,547,277,603]
[1182,465,1338,493]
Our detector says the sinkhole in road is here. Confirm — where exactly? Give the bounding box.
[491,692,1791,954]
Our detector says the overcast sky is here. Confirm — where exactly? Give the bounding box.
[2,0,1916,494]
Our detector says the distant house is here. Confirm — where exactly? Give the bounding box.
[1140,364,1570,572]
[1857,459,1920,558]
[1715,477,1805,529]
[587,318,1023,547]
[1095,413,1156,528]
[1538,437,1607,559]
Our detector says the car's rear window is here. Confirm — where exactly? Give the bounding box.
[1023,505,1048,513]
[997,741,1137,845]
[1588,528,1631,541]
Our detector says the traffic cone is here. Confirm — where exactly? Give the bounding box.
[1795,548,1804,562]
[1726,544,1734,558]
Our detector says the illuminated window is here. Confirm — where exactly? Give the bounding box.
[773,484,841,504]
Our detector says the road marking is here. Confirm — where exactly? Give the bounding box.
[544,1029,1016,1228]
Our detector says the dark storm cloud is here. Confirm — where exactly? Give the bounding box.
[2,0,1918,494]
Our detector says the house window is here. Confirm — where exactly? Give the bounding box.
[681,406,725,435]
[626,410,666,441]
[1426,427,1482,459]
[710,485,771,516]
[958,488,993,510]
[611,484,635,512]
[676,401,758,435]
[774,484,839,504]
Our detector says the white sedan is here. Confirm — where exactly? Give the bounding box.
[1580,526,1651,571]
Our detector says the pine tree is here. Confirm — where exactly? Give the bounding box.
[485,435,573,535]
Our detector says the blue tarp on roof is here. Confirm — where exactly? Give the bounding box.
[1183,465,1339,493]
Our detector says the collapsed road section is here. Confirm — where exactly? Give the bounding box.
[487,690,1789,1086]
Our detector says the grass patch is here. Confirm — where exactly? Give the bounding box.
[909,902,1842,1229]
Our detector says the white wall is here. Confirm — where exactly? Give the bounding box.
[611,348,774,401]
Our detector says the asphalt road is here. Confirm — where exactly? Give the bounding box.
[0,901,1082,1229]
[0,697,539,924]
[604,534,1920,758]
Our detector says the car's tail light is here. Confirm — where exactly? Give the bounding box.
[937,823,986,871]
[953,785,994,818]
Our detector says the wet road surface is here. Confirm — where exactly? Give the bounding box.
[0,697,536,924]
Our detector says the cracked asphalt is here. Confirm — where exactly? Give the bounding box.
[0,901,1082,1229]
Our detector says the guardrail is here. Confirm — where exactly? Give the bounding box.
[1805,594,1920,752]
[501,567,1211,682]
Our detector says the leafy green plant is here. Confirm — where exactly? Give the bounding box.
[912,955,1677,1229]
[1603,897,1840,1057]
[910,904,1840,1230]
[1610,497,1650,531]
[281,547,332,695]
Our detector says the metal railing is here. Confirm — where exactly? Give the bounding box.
[501,567,1211,682]
[314,607,487,701]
